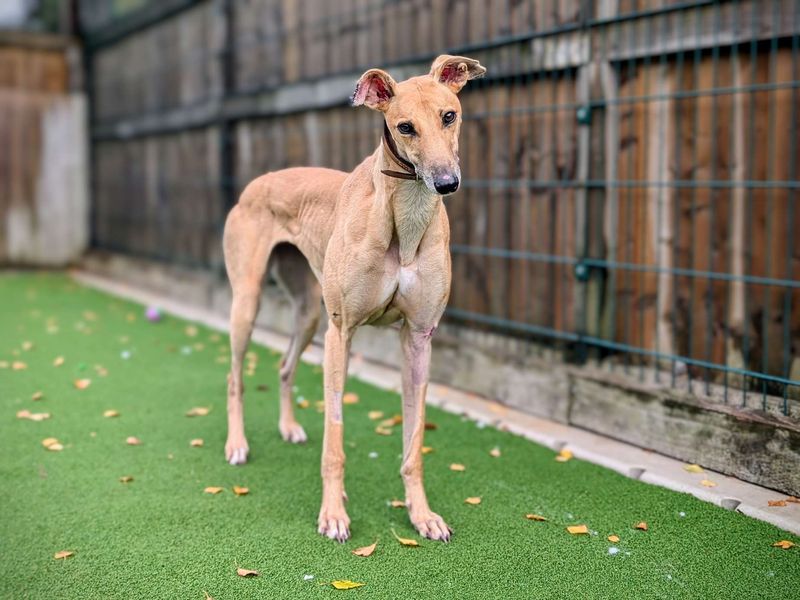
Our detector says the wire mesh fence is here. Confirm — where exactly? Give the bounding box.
[81,0,800,416]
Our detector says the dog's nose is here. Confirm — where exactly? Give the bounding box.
[434,174,459,195]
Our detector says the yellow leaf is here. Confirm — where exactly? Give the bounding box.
[103,409,120,418]
[786,496,799,504]
[26,412,50,421]
[449,463,466,472]
[634,522,648,531]
[525,514,547,521]
[772,540,796,550]
[489,447,501,458]
[41,437,59,448]
[53,356,64,367]
[53,550,74,560]
[185,325,199,338]
[684,464,704,474]
[390,499,406,508]
[464,496,482,505]
[126,436,141,446]
[31,391,44,401]
[343,392,359,405]
[186,407,210,417]
[367,410,384,420]
[421,446,434,455]
[236,567,259,577]
[567,524,589,535]
[391,528,419,547]
[700,479,717,488]
[46,443,64,451]
[12,361,28,371]
[119,475,133,483]
[375,426,393,436]
[190,438,204,447]
[379,415,402,428]
[331,580,366,590]
[352,540,378,557]
[22,341,34,351]
[233,486,249,496]
[297,399,309,409]
[74,379,91,390]
[608,534,620,543]
[555,449,573,462]
[17,410,32,419]
[768,500,788,507]
[204,487,224,494]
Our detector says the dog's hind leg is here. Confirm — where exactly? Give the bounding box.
[271,244,322,443]
[223,204,272,465]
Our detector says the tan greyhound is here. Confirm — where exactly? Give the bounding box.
[222,55,486,542]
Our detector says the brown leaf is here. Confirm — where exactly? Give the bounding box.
[785,496,800,503]
[555,449,573,462]
[772,540,796,549]
[53,356,64,367]
[103,409,120,418]
[525,514,547,521]
[634,522,648,531]
[331,580,365,590]
[367,410,384,420]
[352,540,378,557]
[683,463,704,474]
[390,499,406,508]
[489,447,501,458]
[379,415,402,428]
[343,392,359,405]
[12,361,28,371]
[31,391,44,401]
[204,486,224,494]
[375,426,393,436]
[185,407,210,417]
[391,528,419,547]
[421,446,434,455]
[700,479,717,488]
[126,436,141,446]
[20,411,51,422]
[190,438,204,447]
[74,379,91,390]
[567,524,589,535]
[41,437,59,448]
[768,500,788,507]
[94,365,108,377]
[608,534,620,543]
[449,463,466,472]
[53,550,74,560]
[297,399,309,409]
[233,486,249,496]
[119,475,133,483]
[464,496,482,505]
[424,422,438,431]
[256,384,269,392]
[236,568,259,577]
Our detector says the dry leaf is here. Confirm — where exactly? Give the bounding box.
[786,496,800,504]
[634,522,648,531]
[379,415,402,428]
[22,341,34,351]
[74,379,91,390]
[18,410,50,421]
[421,446,434,455]
[555,449,573,462]
[700,479,717,488]
[768,500,788,507]
[185,325,199,338]
[424,422,438,431]
[390,499,406,508]
[368,410,384,420]
[464,497,482,505]
[297,399,309,409]
[233,486,249,496]
[684,464,704,474]
[190,438,204,447]
[17,409,31,419]
[449,463,466,472]
[53,356,64,367]
[525,514,547,521]
[391,528,419,547]
[42,437,60,448]
[126,436,141,446]
[236,568,259,577]
[46,443,64,451]
[53,550,74,560]
[185,407,210,417]
[94,365,108,377]
[375,426,393,436]
[31,391,44,401]
[12,361,27,371]
[352,540,378,557]
[331,580,365,590]
[608,534,620,543]
[567,524,589,535]
[204,486,224,494]
[119,475,133,483]
[343,392,359,405]
[489,447,501,458]
[772,540,796,549]
[103,409,120,418]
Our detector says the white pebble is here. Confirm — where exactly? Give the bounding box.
[368,451,378,459]
[180,346,192,355]
[120,350,131,360]
[679,511,686,518]
[608,547,620,556]
[665,574,673,581]
[303,574,314,581]
[476,420,487,429]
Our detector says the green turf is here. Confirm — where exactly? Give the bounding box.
[0,272,797,599]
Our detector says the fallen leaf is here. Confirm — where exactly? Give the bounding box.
[31,391,44,401]
[634,522,648,531]
[18,410,50,421]
[204,486,224,494]
[352,540,378,557]
[464,496,482,505]
[256,384,269,392]
[53,356,64,367]
[103,409,120,418]
[786,496,799,503]
[375,426,393,436]
[391,528,419,547]
[186,407,210,417]
[768,500,788,507]
[343,392,359,405]
[772,540,796,549]
[331,580,365,590]
[449,463,466,472]
[379,415,402,428]
[53,550,74,560]
[700,479,717,488]
[94,365,108,377]
[236,568,259,577]
[525,514,547,521]
[421,446,434,455]
[297,399,309,409]
[567,524,589,535]
[46,443,64,451]
[42,437,60,448]
[233,486,249,496]
[684,463,704,474]
[190,438,204,447]
[12,361,27,371]
[390,499,405,508]
[126,436,141,446]
[424,422,438,431]
[22,341,34,351]
[119,475,133,483]
[367,410,384,420]
[555,449,573,462]
[74,379,91,390]
[185,325,199,338]
[490,447,501,458]
[608,534,620,543]
[17,409,31,419]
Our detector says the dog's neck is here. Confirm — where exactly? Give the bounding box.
[375,140,441,266]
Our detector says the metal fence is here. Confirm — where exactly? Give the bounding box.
[81,0,800,417]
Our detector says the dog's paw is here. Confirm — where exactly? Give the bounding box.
[410,511,452,542]
[317,506,351,543]
[225,439,249,466]
[279,420,308,444]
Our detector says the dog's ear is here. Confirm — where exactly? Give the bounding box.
[430,55,486,93]
[352,69,397,111]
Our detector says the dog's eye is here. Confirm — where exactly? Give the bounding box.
[442,111,457,125]
[397,122,415,135]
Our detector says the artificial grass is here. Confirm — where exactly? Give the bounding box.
[0,272,797,600]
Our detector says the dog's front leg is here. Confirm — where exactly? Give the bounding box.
[400,323,452,541]
[317,321,351,542]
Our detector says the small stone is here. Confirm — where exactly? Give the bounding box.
[368,451,378,459]
[608,547,620,556]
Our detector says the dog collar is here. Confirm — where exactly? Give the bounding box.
[381,122,418,181]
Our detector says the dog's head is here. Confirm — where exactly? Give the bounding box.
[352,55,486,195]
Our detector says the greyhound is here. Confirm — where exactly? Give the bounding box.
[222,55,486,542]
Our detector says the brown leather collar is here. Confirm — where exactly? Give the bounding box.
[381,122,418,181]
